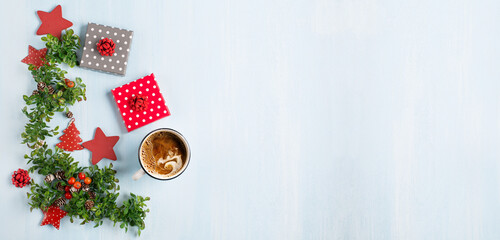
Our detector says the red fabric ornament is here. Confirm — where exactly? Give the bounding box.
[41,206,67,230]
[129,94,149,111]
[56,119,84,151]
[97,38,116,56]
[82,128,119,165]
[11,168,31,188]
[36,5,73,39]
[21,46,47,69]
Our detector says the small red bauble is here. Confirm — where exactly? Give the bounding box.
[64,186,70,192]
[68,177,76,185]
[97,38,116,56]
[11,168,31,188]
[84,177,92,185]
[65,192,72,199]
[78,172,86,180]
[73,181,82,189]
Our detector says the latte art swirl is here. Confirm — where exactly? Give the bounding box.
[140,131,186,179]
[156,147,182,175]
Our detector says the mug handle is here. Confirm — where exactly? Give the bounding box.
[132,169,146,180]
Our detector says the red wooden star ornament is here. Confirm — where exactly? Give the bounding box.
[21,46,47,69]
[82,128,119,165]
[36,5,73,39]
[41,206,67,230]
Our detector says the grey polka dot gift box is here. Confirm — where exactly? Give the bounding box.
[79,23,133,76]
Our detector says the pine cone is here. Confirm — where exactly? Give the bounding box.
[56,182,65,191]
[69,186,79,193]
[85,200,94,210]
[44,174,55,183]
[66,111,73,118]
[34,140,44,150]
[54,170,65,180]
[129,95,149,111]
[53,197,66,208]
[32,90,39,96]
[37,82,47,91]
[88,191,96,199]
[47,85,55,94]
[97,38,116,56]
[81,183,90,192]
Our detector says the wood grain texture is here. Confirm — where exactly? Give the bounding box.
[1,0,499,239]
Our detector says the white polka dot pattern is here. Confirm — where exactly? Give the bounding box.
[111,73,170,132]
[79,22,133,76]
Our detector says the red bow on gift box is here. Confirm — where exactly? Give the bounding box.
[97,38,116,56]
[129,94,149,111]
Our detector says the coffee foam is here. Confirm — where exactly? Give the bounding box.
[140,131,187,179]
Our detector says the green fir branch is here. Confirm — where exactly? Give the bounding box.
[22,30,149,236]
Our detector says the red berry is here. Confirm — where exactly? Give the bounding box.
[68,177,76,185]
[66,81,75,88]
[73,182,82,189]
[78,172,86,180]
[65,192,72,199]
[65,186,71,192]
[84,177,92,185]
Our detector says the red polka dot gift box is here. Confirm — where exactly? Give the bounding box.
[111,73,170,132]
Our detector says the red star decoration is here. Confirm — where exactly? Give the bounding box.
[36,5,73,39]
[82,128,120,165]
[41,206,67,230]
[21,46,47,69]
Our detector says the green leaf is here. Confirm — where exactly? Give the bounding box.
[22,37,150,234]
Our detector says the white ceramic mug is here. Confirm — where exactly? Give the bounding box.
[132,128,191,180]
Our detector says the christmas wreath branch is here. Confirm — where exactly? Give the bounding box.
[22,30,149,236]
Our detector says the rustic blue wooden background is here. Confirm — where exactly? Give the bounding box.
[1,0,500,239]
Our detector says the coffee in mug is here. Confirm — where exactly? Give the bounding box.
[133,128,190,180]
